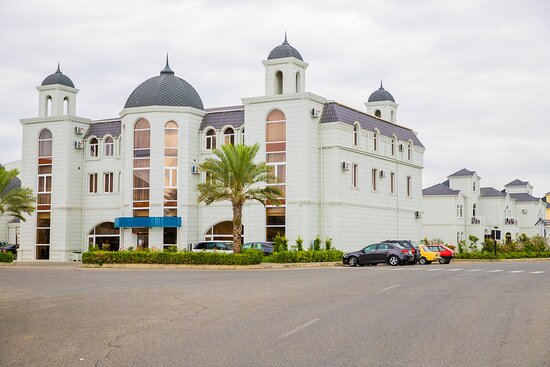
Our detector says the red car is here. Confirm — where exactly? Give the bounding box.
[427,244,455,264]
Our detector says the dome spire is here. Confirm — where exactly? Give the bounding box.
[380,79,383,89]
[57,62,61,73]
[160,54,174,75]
[284,31,288,43]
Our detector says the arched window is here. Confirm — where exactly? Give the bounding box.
[473,203,477,217]
[457,205,460,217]
[266,109,286,240]
[373,130,379,151]
[407,141,413,160]
[241,127,245,144]
[37,129,53,260]
[275,71,283,95]
[460,205,463,218]
[375,109,381,118]
[390,110,395,122]
[223,127,235,145]
[205,129,216,150]
[133,118,151,219]
[204,221,244,242]
[164,121,178,218]
[46,96,52,116]
[391,135,397,156]
[353,124,359,146]
[505,232,512,243]
[63,97,69,115]
[295,72,300,93]
[89,138,99,158]
[473,181,476,192]
[88,222,120,251]
[457,232,460,243]
[104,136,114,157]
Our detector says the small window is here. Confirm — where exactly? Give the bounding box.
[473,182,476,191]
[223,127,235,145]
[104,137,114,157]
[275,71,283,95]
[353,124,359,146]
[46,96,52,116]
[63,97,69,115]
[241,127,245,144]
[375,110,381,118]
[205,129,216,150]
[372,169,378,191]
[373,130,379,151]
[88,173,98,194]
[406,176,412,197]
[473,203,477,217]
[104,172,114,193]
[390,172,395,194]
[460,205,463,218]
[391,136,396,156]
[89,138,99,158]
[407,142,413,160]
[352,164,358,188]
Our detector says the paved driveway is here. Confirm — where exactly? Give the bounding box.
[1,261,550,366]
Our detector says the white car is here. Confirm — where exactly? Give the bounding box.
[192,241,233,254]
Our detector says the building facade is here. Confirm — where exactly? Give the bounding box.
[18,38,425,260]
[422,169,549,245]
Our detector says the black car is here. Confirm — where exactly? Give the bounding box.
[382,240,421,264]
[242,242,273,256]
[0,243,17,260]
[343,243,414,267]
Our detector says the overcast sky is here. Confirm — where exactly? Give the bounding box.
[1,0,548,196]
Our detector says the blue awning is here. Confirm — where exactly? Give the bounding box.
[114,217,182,228]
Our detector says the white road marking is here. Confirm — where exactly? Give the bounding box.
[279,318,320,339]
[487,270,503,273]
[381,284,400,292]
[447,268,463,272]
[530,271,545,274]
[427,268,443,271]
[508,270,524,273]
[466,269,483,272]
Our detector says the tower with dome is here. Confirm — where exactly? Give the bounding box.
[17,37,424,260]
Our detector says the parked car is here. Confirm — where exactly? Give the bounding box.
[242,242,273,256]
[427,244,455,264]
[192,241,233,254]
[417,244,440,265]
[382,240,421,264]
[343,243,414,267]
[0,243,17,260]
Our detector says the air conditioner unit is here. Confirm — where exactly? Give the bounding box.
[74,126,85,134]
[74,140,84,149]
[341,162,350,171]
[415,211,423,219]
[191,165,199,174]
[399,144,404,152]
[310,108,321,118]
[379,170,387,178]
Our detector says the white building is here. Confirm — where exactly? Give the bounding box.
[422,169,549,245]
[17,38,425,260]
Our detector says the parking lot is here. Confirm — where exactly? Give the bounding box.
[1,261,550,366]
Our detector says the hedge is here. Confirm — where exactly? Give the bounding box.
[82,249,263,266]
[0,251,14,263]
[456,251,550,260]
[263,249,343,263]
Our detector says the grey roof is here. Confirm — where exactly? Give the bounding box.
[267,35,304,61]
[509,193,540,202]
[85,119,121,138]
[368,82,395,103]
[423,183,460,196]
[480,187,506,198]
[441,179,450,187]
[320,102,424,148]
[504,179,529,187]
[124,59,203,110]
[448,168,476,178]
[41,64,75,88]
[0,164,21,194]
[200,106,244,130]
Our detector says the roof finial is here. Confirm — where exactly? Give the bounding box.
[380,79,383,89]
[56,62,61,73]
[284,31,288,43]
[160,53,174,75]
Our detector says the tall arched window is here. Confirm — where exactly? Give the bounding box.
[391,135,397,156]
[63,97,69,115]
[460,205,463,218]
[375,109,381,118]
[390,110,395,122]
[223,127,235,145]
[275,71,283,95]
[473,203,477,217]
[89,138,99,158]
[407,141,413,160]
[353,124,359,146]
[133,118,151,219]
[88,222,120,251]
[104,136,114,157]
[46,96,52,116]
[457,205,460,217]
[373,130,379,151]
[164,121,178,247]
[266,109,286,240]
[295,72,300,93]
[204,221,244,242]
[241,127,245,144]
[37,129,53,260]
[205,128,216,150]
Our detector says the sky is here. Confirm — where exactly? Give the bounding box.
[0,0,548,196]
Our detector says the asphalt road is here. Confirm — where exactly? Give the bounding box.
[1,261,550,367]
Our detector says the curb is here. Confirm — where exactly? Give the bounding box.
[81,262,343,270]
[453,258,550,263]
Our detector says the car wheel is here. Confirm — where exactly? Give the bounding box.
[388,256,399,266]
[438,258,447,264]
[419,257,427,265]
[348,256,358,267]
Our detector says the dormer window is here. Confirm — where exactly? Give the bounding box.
[89,138,99,158]
[205,129,216,150]
[104,137,114,157]
[223,127,235,145]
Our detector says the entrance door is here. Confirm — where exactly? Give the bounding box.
[134,228,149,249]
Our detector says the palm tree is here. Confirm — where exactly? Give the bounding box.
[197,143,282,253]
[0,166,35,221]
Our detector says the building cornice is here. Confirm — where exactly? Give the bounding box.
[36,85,79,94]
[20,115,91,125]
[262,57,309,69]
[321,144,424,169]
[119,106,206,118]
[242,92,326,105]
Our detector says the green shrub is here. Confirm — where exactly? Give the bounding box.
[456,251,550,260]
[101,243,110,251]
[0,251,14,263]
[88,244,100,252]
[273,234,288,252]
[82,249,263,266]
[325,238,332,251]
[163,245,178,253]
[263,249,343,263]
[296,236,304,252]
[313,236,321,251]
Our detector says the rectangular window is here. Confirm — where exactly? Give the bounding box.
[88,173,98,194]
[104,172,114,193]
[390,172,395,194]
[163,227,177,245]
[352,164,358,188]
[407,176,412,197]
[372,169,378,191]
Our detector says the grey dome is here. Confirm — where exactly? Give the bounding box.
[41,64,75,88]
[124,59,204,110]
[267,34,303,61]
[368,82,395,103]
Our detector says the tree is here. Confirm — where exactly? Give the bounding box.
[0,167,35,221]
[197,144,282,253]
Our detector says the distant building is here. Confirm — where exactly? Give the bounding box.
[422,169,549,245]
[17,37,425,261]
[0,164,21,245]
